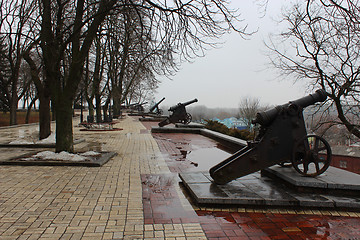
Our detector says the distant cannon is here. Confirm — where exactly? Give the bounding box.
[210,89,331,185]
[158,98,198,127]
[126,102,148,113]
[149,97,165,115]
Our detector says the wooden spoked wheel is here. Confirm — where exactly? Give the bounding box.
[291,135,332,177]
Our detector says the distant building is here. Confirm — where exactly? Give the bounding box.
[211,117,247,129]
[330,145,360,175]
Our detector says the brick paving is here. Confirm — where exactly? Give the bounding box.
[0,116,359,239]
[144,128,360,239]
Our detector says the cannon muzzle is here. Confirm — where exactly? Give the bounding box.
[253,89,327,126]
[168,98,198,111]
[149,97,165,112]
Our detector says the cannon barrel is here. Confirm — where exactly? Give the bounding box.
[168,98,198,111]
[253,89,327,126]
[127,101,148,107]
[126,103,137,107]
[149,97,165,112]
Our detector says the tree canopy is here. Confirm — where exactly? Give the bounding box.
[267,0,360,139]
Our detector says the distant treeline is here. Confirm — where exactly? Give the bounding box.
[161,105,239,121]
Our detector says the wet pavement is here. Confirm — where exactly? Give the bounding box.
[143,121,360,239]
[0,116,359,239]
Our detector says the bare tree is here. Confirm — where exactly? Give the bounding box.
[38,0,250,152]
[238,96,266,130]
[0,0,38,125]
[0,36,10,112]
[267,0,360,139]
[23,42,52,139]
[40,0,120,152]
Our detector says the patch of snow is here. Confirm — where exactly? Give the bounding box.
[9,132,56,145]
[80,151,100,156]
[36,133,56,144]
[33,151,55,157]
[9,139,34,145]
[33,151,89,162]
[21,157,36,161]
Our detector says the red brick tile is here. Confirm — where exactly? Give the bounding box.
[205,230,227,238]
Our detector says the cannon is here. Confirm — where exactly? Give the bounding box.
[126,102,148,113]
[149,97,165,115]
[210,89,331,185]
[158,98,198,127]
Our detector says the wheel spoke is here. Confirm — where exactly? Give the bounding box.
[303,160,309,173]
[314,138,320,152]
[303,138,311,151]
[314,160,320,173]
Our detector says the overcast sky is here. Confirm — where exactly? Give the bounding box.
[154,0,307,109]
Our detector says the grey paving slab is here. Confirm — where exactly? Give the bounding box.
[263,165,360,191]
[262,166,328,188]
[179,170,360,209]
[325,195,360,208]
[179,171,211,183]
[290,193,334,208]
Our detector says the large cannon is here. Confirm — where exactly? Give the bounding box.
[158,98,198,127]
[210,89,331,185]
[149,97,165,115]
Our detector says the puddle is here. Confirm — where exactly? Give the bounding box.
[183,146,231,172]
[153,133,236,172]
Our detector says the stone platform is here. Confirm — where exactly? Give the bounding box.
[179,166,360,209]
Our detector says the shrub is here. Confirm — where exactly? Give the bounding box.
[204,119,254,141]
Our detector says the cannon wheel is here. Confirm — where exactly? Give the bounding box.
[183,113,192,124]
[291,135,332,177]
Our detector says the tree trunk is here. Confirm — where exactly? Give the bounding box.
[103,97,110,121]
[25,96,38,124]
[23,50,52,139]
[95,94,102,123]
[87,99,94,122]
[9,100,17,125]
[39,94,51,140]
[113,96,121,118]
[112,86,121,118]
[103,105,108,120]
[55,96,73,153]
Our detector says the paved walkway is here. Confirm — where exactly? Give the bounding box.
[0,116,205,239]
[0,116,360,240]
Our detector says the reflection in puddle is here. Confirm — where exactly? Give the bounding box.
[179,150,189,160]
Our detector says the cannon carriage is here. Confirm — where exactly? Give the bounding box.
[210,89,332,185]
